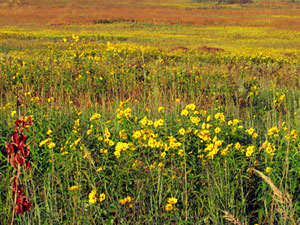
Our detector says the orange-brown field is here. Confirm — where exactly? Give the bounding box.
[2,0,300,30]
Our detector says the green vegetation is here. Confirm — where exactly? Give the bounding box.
[1,16,300,225]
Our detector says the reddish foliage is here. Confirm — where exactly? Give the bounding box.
[6,116,33,215]
[172,46,188,52]
[15,189,32,214]
[200,46,225,53]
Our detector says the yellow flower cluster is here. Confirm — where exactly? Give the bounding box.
[166,197,178,211]
[73,118,81,134]
[90,113,101,121]
[119,196,132,207]
[246,128,258,138]
[68,185,79,191]
[153,119,164,128]
[246,145,255,157]
[88,190,106,204]
[89,190,97,204]
[119,129,128,140]
[117,107,132,120]
[39,138,51,147]
[39,138,55,149]
[114,142,129,158]
[204,138,224,160]
[285,129,298,142]
[214,112,225,123]
[190,116,200,125]
[268,127,279,137]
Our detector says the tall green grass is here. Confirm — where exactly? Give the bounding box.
[1,24,300,224]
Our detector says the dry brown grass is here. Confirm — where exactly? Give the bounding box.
[253,169,296,224]
[221,210,243,225]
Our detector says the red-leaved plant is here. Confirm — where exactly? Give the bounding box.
[6,116,33,224]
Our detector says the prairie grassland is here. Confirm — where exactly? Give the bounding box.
[2,0,300,30]
[1,1,300,224]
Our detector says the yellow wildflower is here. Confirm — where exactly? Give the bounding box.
[126,196,132,203]
[167,197,178,205]
[165,203,173,211]
[181,109,189,116]
[11,110,17,117]
[99,193,105,202]
[158,106,165,113]
[90,113,101,121]
[178,128,185,135]
[119,199,126,205]
[89,190,97,204]
[104,128,111,138]
[246,128,255,136]
[235,142,241,150]
[68,185,79,191]
[214,127,221,134]
[39,138,51,147]
[190,116,200,125]
[133,130,142,139]
[246,145,255,157]
[268,127,279,137]
[48,142,56,149]
[186,104,196,111]
[206,115,212,122]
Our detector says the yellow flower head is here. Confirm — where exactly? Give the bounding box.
[165,203,173,211]
[119,199,126,205]
[161,151,166,158]
[206,115,212,122]
[214,127,221,134]
[126,196,132,203]
[235,142,241,150]
[181,109,189,116]
[90,113,101,121]
[246,128,255,136]
[167,197,178,205]
[158,106,165,113]
[68,185,79,191]
[99,193,106,202]
[133,130,142,139]
[39,138,51,147]
[11,110,17,117]
[186,104,196,111]
[48,142,56,149]
[265,167,271,173]
[89,190,97,204]
[178,128,185,136]
[246,145,255,157]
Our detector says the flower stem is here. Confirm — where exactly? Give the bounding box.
[11,164,21,225]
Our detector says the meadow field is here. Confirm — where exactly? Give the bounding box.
[2,0,300,224]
